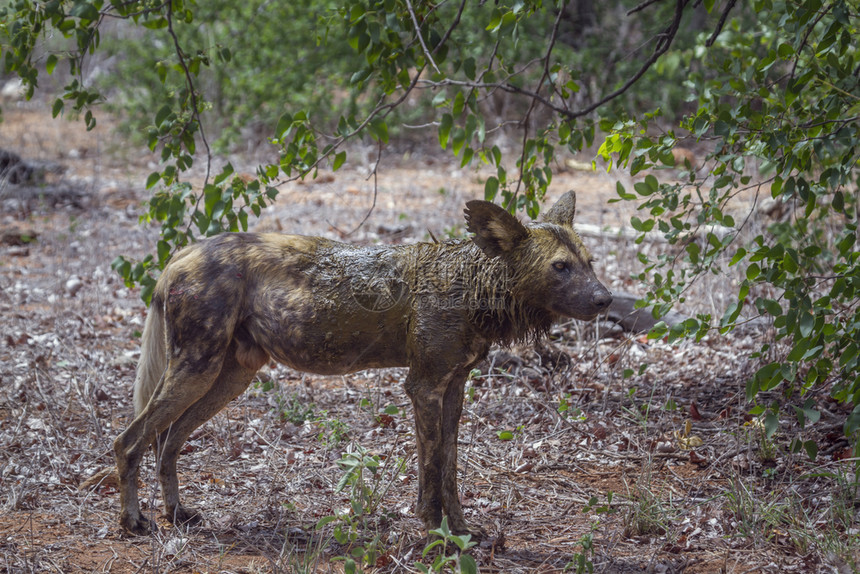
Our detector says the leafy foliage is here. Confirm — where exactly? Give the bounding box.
[415,517,478,574]
[598,0,860,453]
[93,1,360,148]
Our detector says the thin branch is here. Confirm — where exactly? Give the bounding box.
[627,0,665,16]
[271,65,426,191]
[513,5,566,198]
[789,3,834,81]
[572,0,689,117]
[404,0,441,75]
[328,140,382,237]
[165,2,215,245]
[541,4,568,109]
[165,2,212,186]
[705,0,738,47]
[432,0,467,55]
[419,0,690,121]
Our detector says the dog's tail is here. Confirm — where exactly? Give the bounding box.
[132,298,168,416]
[80,297,168,493]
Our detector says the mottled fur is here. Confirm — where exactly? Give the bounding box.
[113,190,612,536]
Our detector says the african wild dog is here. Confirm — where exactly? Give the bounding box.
[113,190,612,536]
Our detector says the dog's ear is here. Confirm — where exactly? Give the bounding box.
[464,200,528,258]
[542,190,577,227]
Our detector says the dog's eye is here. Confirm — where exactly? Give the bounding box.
[552,261,568,272]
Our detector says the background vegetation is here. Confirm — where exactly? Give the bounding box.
[2,0,858,570]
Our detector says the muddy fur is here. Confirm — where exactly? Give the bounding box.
[112,190,612,536]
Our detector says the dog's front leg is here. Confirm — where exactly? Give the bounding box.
[405,367,449,533]
[405,358,485,537]
[439,369,471,535]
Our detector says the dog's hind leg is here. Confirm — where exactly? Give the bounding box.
[156,341,259,526]
[114,351,227,535]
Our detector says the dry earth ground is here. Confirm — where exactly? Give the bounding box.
[0,101,858,574]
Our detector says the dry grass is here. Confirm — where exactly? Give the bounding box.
[0,103,858,573]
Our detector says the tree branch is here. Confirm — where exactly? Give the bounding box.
[420,0,690,121]
[404,0,441,75]
[572,0,688,118]
[165,2,212,186]
[705,0,738,47]
[627,0,665,16]
[432,0,467,56]
[513,5,566,198]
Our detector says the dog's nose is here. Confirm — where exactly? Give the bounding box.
[592,287,612,311]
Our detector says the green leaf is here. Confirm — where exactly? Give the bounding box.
[438,113,453,150]
[803,440,818,461]
[685,242,700,264]
[497,430,514,441]
[145,172,160,189]
[142,16,168,30]
[484,177,499,201]
[798,311,814,338]
[155,105,172,129]
[156,240,171,265]
[453,92,465,116]
[463,57,476,80]
[140,276,156,306]
[70,1,99,21]
[630,217,655,232]
[275,112,293,140]
[845,405,860,436]
[214,163,234,186]
[370,118,389,144]
[460,554,478,574]
[486,9,502,32]
[203,184,220,217]
[746,262,760,280]
[51,98,64,118]
[615,181,636,200]
[332,151,346,171]
[764,413,779,439]
[647,321,668,340]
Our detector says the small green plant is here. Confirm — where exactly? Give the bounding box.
[563,532,594,574]
[319,444,405,572]
[253,378,276,393]
[278,394,317,425]
[744,416,778,463]
[415,517,478,574]
[623,485,669,538]
[382,404,401,416]
[335,444,401,517]
[276,533,332,574]
[496,424,523,441]
[566,495,615,573]
[315,412,349,447]
[582,492,615,516]
[558,393,586,421]
[620,385,657,430]
[723,478,766,543]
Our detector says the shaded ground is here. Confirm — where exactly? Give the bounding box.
[1,103,857,574]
